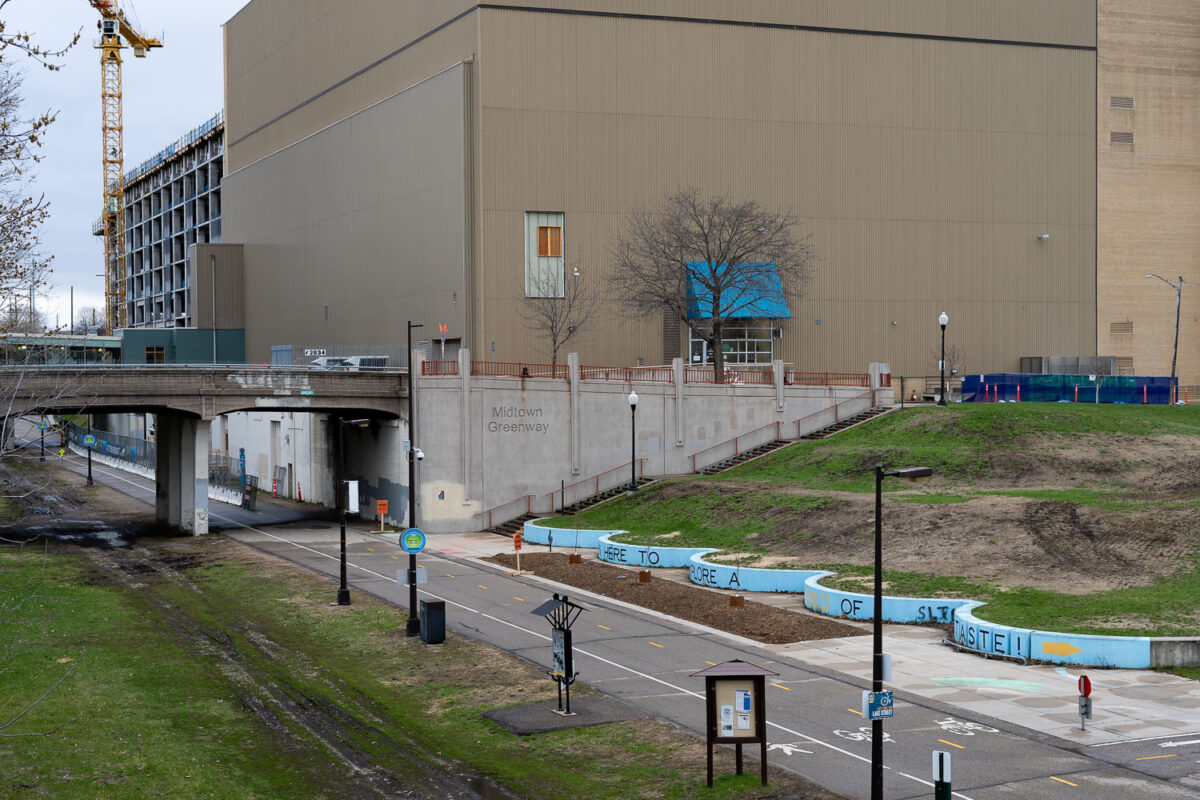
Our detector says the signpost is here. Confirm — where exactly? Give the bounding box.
[1078,674,1093,730]
[37,418,47,463]
[532,593,585,716]
[932,750,952,800]
[692,660,778,788]
[377,499,388,531]
[401,528,425,637]
[83,433,96,486]
[862,690,894,721]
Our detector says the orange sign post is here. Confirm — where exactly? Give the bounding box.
[377,499,388,531]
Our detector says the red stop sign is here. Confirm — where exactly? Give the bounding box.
[1078,675,1091,697]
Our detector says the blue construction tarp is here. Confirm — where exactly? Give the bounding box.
[960,374,1177,405]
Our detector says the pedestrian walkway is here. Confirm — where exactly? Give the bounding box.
[415,530,1200,748]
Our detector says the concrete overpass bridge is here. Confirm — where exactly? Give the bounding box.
[1,365,408,535]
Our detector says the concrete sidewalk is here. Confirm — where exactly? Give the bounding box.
[416,530,1200,748]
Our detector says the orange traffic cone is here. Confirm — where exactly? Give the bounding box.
[297,482,302,502]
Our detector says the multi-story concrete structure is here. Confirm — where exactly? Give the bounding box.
[119,113,224,328]
[219,1,1098,378]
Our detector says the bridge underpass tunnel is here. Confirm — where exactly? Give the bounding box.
[155,413,211,535]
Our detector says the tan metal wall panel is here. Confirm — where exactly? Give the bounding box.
[1097,0,1200,384]
[476,8,1095,374]
[224,65,469,361]
[190,244,245,330]
[224,0,479,170]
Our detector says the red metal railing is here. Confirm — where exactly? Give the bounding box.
[579,365,674,382]
[422,360,459,376]
[684,367,774,385]
[542,459,647,511]
[471,360,568,379]
[785,371,870,387]
[689,421,783,474]
[792,389,879,438]
[475,494,534,530]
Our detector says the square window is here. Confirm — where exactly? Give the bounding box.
[145,345,165,364]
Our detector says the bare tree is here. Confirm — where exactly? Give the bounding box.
[0,6,79,322]
[519,266,598,367]
[73,307,104,335]
[610,186,815,379]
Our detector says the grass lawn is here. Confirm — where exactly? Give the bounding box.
[731,403,1200,492]
[0,539,838,800]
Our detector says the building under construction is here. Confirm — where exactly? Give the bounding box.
[95,113,224,329]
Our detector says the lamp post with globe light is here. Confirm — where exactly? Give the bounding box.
[628,389,638,491]
[938,311,949,405]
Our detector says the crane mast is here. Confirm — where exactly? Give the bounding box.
[89,1,161,333]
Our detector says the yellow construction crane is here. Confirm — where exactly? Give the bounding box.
[89,1,162,333]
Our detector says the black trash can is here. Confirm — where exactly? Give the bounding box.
[419,599,445,644]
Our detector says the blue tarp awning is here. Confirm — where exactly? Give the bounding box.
[685,261,791,320]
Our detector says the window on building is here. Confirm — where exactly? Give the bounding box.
[537,225,562,257]
[525,211,564,297]
[145,345,165,364]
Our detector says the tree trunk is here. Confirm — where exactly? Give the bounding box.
[712,320,725,383]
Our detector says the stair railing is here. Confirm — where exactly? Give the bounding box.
[475,494,534,531]
[792,389,879,439]
[541,459,647,513]
[688,421,783,474]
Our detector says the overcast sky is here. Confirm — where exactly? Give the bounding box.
[6,0,248,328]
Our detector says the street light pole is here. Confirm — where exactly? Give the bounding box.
[871,463,933,800]
[336,417,350,606]
[406,320,423,637]
[938,311,948,406]
[628,389,638,491]
[86,418,94,486]
[1147,274,1183,392]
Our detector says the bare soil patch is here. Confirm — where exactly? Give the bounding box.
[487,552,862,644]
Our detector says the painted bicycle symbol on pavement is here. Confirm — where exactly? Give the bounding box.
[833,726,895,743]
[933,718,998,736]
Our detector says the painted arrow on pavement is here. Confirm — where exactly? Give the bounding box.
[768,743,813,756]
[1159,739,1200,748]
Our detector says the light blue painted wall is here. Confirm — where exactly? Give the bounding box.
[523,519,1171,669]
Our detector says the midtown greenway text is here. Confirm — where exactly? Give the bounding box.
[488,406,550,434]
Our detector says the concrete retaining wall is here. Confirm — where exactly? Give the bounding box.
[418,351,888,532]
[524,520,1197,669]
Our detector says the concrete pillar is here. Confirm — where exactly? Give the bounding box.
[673,357,686,446]
[162,415,183,527]
[154,414,174,522]
[179,418,211,535]
[773,359,785,412]
[568,352,581,475]
[459,347,471,498]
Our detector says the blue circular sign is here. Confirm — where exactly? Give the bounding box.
[400,527,426,554]
[37,420,48,431]
[83,434,96,448]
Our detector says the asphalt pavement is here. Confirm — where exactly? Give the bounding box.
[35,449,1200,799]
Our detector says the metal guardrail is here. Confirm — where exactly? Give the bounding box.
[791,389,879,438]
[475,494,534,530]
[689,421,782,474]
[542,459,647,511]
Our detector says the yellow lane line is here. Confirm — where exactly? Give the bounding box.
[597,624,612,630]
[367,547,374,552]
[649,641,664,648]
[705,661,717,666]
[445,574,455,578]
[1050,777,1078,786]
[513,597,525,602]
[391,555,399,560]
[770,683,790,691]
[1136,754,1177,761]
[847,708,863,716]
[477,585,488,590]
[937,739,964,749]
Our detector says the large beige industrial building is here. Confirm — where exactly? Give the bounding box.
[213,1,1193,384]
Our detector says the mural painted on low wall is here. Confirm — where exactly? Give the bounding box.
[522,520,1185,669]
